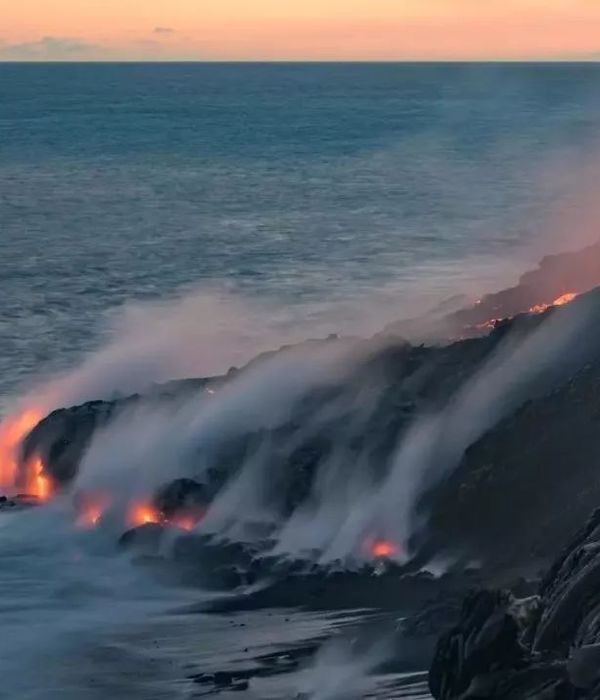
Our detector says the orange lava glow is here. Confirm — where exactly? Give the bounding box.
[475,318,501,332]
[476,290,580,332]
[127,502,204,531]
[170,513,203,531]
[553,292,578,306]
[128,502,163,527]
[26,457,53,500]
[371,540,399,559]
[0,408,44,490]
[75,495,204,532]
[529,291,578,315]
[78,506,104,528]
[0,408,52,500]
[76,494,112,528]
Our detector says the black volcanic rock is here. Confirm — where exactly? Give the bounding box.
[21,399,118,484]
[0,494,43,512]
[418,352,600,573]
[388,239,600,340]
[119,522,165,553]
[14,282,600,586]
[20,378,216,486]
[154,478,209,518]
[21,315,546,496]
[429,508,600,699]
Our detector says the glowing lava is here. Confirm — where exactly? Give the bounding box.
[0,408,52,499]
[26,456,53,500]
[371,540,399,558]
[74,494,204,532]
[553,292,578,306]
[170,511,203,532]
[474,291,580,334]
[78,505,104,528]
[75,493,112,528]
[126,502,203,531]
[128,502,163,527]
[529,291,578,315]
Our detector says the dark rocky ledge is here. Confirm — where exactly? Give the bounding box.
[19,287,600,572]
[429,507,600,699]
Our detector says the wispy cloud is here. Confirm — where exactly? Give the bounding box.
[153,27,175,35]
[0,36,100,60]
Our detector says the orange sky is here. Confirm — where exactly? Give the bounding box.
[1,0,600,61]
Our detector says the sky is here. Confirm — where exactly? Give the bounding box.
[1,0,600,61]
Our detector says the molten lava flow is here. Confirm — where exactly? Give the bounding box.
[75,493,112,528]
[170,509,205,531]
[76,495,204,532]
[371,540,399,559]
[25,456,53,500]
[553,292,578,306]
[128,502,163,527]
[474,291,580,331]
[170,515,196,531]
[0,408,52,500]
[475,318,501,332]
[78,505,104,528]
[127,502,204,531]
[529,291,578,315]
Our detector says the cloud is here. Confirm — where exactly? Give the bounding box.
[0,36,99,60]
[153,27,175,34]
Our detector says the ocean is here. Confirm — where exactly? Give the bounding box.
[1,62,600,698]
[2,62,600,398]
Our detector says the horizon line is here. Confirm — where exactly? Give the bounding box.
[1,58,599,64]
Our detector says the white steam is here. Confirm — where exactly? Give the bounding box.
[18,288,331,413]
[65,289,599,565]
[297,635,391,700]
[72,338,357,531]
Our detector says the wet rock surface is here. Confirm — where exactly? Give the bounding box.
[419,354,600,573]
[429,509,600,699]
[12,285,600,587]
[0,494,42,512]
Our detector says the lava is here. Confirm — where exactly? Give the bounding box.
[474,318,502,332]
[75,493,112,528]
[371,540,399,559]
[72,491,204,532]
[0,408,53,500]
[128,502,163,527]
[127,501,203,531]
[170,515,196,531]
[25,456,53,500]
[529,291,578,315]
[553,292,578,306]
[472,290,580,335]
[0,408,44,490]
[77,505,104,528]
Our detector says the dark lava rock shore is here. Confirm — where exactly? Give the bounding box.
[6,243,600,694]
[20,284,600,574]
[429,507,600,699]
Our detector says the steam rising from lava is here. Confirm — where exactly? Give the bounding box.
[50,284,589,566]
[0,274,595,566]
[0,409,53,499]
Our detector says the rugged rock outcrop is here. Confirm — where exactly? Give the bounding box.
[418,354,600,573]
[21,310,548,496]
[388,239,600,340]
[429,508,600,699]
[13,281,600,579]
